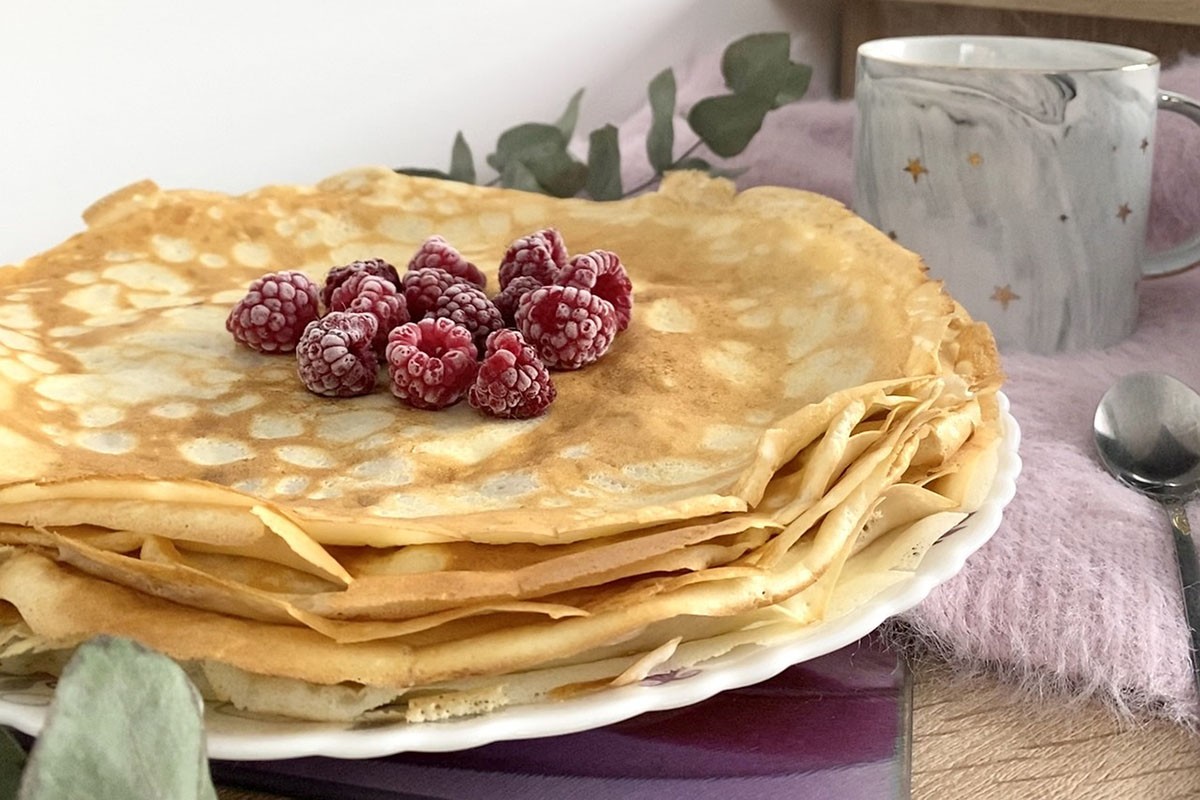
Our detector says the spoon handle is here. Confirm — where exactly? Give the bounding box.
[1164,498,1200,700]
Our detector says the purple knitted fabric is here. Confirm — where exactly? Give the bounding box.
[613,52,1200,724]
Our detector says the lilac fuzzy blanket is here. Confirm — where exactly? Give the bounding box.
[614,53,1200,723]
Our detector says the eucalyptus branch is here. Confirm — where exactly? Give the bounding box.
[623,140,705,198]
[395,32,810,200]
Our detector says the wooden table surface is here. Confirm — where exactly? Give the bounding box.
[911,659,1200,799]
[215,656,1200,800]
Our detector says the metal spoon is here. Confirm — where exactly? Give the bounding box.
[1094,371,1200,698]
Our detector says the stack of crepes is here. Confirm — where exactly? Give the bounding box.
[0,168,1002,723]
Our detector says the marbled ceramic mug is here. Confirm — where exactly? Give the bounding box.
[853,36,1200,353]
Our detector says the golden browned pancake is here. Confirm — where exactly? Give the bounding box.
[0,168,1003,721]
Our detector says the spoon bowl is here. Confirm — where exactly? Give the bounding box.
[1094,371,1200,498]
[1094,371,1200,700]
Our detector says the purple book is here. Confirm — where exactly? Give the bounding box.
[212,637,911,800]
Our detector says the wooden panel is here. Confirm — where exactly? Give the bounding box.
[840,1,1200,97]
[885,0,1200,26]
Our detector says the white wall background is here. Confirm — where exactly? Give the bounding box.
[0,0,838,265]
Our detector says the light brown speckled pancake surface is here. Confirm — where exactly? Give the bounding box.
[0,169,996,545]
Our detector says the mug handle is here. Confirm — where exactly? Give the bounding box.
[1145,91,1200,276]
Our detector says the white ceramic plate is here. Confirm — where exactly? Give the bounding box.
[0,393,1020,761]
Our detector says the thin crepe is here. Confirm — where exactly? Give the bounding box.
[0,168,1004,722]
[0,169,998,545]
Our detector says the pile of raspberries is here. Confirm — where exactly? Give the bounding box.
[225,229,633,419]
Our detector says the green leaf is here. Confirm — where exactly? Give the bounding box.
[499,160,544,193]
[555,89,585,140]
[667,157,712,172]
[0,729,26,800]
[488,123,563,172]
[529,153,588,198]
[722,33,790,96]
[394,167,452,180]
[449,132,476,184]
[586,124,622,200]
[770,62,812,108]
[19,637,216,800]
[721,32,811,109]
[396,133,478,185]
[687,93,772,158]
[646,68,676,172]
[488,123,587,197]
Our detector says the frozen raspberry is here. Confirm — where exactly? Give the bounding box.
[401,267,472,321]
[556,250,634,332]
[407,235,487,289]
[385,318,478,410]
[328,271,409,353]
[296,312,379,397]
[320,258,401,310]
[537,228,569,269]
[492,275,544,328]
[498,228,568,290]
[226,271,320,353]
[515,285,617,370]
[468,329,556,419]
[431,283,504,351]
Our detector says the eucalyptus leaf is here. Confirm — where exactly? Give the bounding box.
[488,123,564,172]
[19,637,216,800]
[586,124,622,200]
[667,156,712,172]
[490,124,587,197]
[646,68,676,172]
[394,167,452,180]
[449,132,476,184]
[721,32,791,99]
[485,122,584,195]
[0,729,25,800]
[687,93,772,158]
[720,32,812,109]
[500,159,544,193]
[527,152,588,198]
[770,62,812,109]
[555,88,585,140]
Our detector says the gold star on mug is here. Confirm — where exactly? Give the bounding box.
[1117,203,1133,222]
[967,152,983,167]
[903,158,928,183]
[991,285,1020,310]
